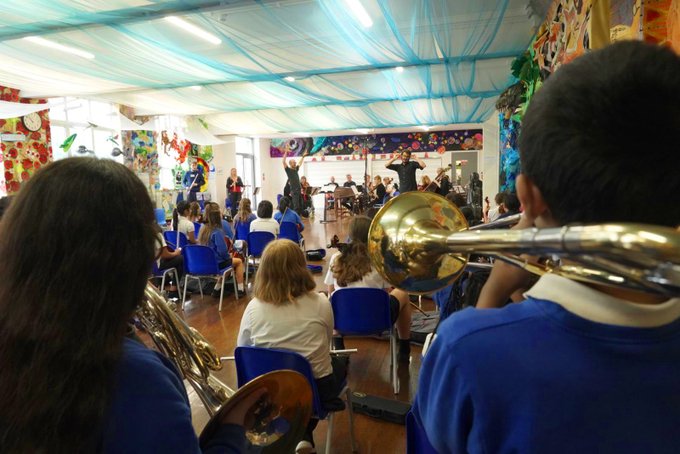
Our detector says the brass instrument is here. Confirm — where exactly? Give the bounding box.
[137,285,312,450]
[368,191,680,295]
[421,164,452,192]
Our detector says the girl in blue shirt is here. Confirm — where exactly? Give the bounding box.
[199,208,245,296]
[0,158,257,452]
[274,196,304,231]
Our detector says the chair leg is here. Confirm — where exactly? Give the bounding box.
[197,277,203,299]
[346,387,357,453]
[232,270,239,301]
[160,273,167,294]
[325,413,334,454]
[245,255,250,285]
[219,272,226,312]
[181,275,190,308]
[173,269,180,295]
[391,331,399,394]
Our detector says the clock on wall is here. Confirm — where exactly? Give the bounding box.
[22,112,42,132]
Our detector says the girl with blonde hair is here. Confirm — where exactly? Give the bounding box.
[234,197,256,230]
[238,240,345,452]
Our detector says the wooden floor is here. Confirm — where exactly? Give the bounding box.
[174,211,432,453]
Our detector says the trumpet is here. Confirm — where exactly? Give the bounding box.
[367,191,680,296]
[137,285,312,450]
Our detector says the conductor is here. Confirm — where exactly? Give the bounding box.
[385,149,426,193]
[282,149,308,214]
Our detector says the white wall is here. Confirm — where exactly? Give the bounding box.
[211,136,237,207]
[481,112,500,200]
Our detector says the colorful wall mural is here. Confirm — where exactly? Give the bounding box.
[499,115,521,194]
[643,0,680,54]
[270,129,483,158]
[0,86,52,195]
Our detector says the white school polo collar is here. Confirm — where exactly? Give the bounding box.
[524,273,680,328]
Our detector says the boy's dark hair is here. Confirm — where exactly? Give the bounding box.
[519,41,680,226]
[494,192,505,205]
[257,200,273,218]
[503,193,520,213]
[278,196,290,212]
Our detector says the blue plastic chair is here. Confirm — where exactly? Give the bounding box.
[279,221,305,250]
[194,221,202,237]
[154,208,167,228]
[150,260,179,295]
[245,231,276,284]
[330,287,398,394]
[163,230,188,251]
[181,245,237,311]
[235,346,356,454]
[406,411,437,453]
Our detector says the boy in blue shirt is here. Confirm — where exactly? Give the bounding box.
[414,41,680,453]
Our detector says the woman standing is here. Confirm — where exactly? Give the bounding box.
[226,168,245,218]
[0,158,255,452]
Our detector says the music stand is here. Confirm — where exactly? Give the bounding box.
[319,184,338,224]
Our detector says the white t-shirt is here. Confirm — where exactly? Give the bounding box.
[177,215,195,239]
[154,232,167,267]
[250,217,280,236]
[324,251,389,290]
[237,292,333,378]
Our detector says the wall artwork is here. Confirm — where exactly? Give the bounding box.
[499,114,520,194]
[0,86,52,195]
[643,0,680,54]
[270,129,483,158]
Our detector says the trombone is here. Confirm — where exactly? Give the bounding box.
[367,191,680,296]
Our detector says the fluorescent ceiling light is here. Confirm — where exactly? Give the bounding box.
[291,132,310,137]
[284,76,296,82]
[345,0,373,27]
[23,36,94,59]
[189,85,202,91]
[418,125,431,131]
[354,128,372,134]
[164,16,222,45]
[395,66,404,73]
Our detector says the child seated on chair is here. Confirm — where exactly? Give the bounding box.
[274,196,304,232]
[197,209,245,297]
[172,200,197,244]
[413,41,680,453]
[238,240,346,452]
[233,197,256,231]
[250,200,279,237]
[325,216,412,362]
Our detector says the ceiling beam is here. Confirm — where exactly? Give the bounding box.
[0,0,281,41]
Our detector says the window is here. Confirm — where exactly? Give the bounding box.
[236,136,257,204]
[48,97,121,163]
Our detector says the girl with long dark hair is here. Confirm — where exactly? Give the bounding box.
[0,158,256,452]
[324,215,413,361]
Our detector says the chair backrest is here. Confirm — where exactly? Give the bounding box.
[330,288,392,334]
[163,230,188,250]
[154,208,166,227]
[247,231,276,257]
[194,221,202,237]
[151,260,161,276]
[235,221,251,241]
[235,346,326,418]
[279,221,300,243]
[406,411,438,454]
[182,244,220,275]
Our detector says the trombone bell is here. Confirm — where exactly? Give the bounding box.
[368,191,470,294]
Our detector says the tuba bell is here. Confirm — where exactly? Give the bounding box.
[368,191,680,296]
[137,284,313,451]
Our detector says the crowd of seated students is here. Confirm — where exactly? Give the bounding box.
[3,40,679,454]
